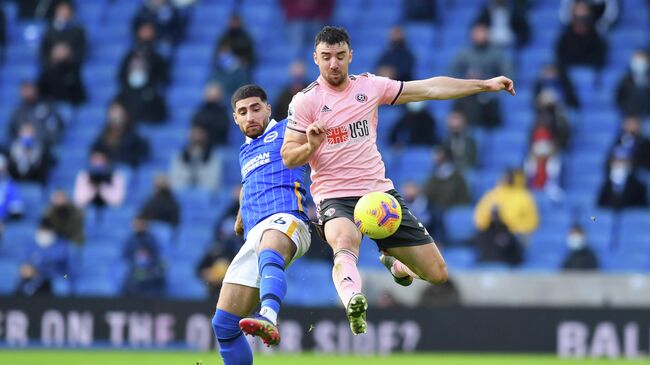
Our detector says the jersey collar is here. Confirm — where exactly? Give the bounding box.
[245,118,277,144]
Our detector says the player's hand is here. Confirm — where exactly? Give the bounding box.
[306,121,327,150]
[484,76,515,96]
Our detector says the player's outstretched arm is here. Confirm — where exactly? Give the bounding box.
[395,76,515,104]
[281,122,327,168]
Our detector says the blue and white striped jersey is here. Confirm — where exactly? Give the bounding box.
[239,119,308,238]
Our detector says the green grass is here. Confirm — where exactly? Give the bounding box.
[0,351,644,365]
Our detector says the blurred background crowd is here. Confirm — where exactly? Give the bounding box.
[0,0,649,307]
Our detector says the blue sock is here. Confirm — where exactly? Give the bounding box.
[212,309,252,365]
[258,249,287,325]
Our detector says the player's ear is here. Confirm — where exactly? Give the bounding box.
[232,112,238,124]
[266,102,271,115]
[349,48,353,64]
[313,51,318,66]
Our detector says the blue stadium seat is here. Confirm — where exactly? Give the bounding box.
[75,275,125,297]
[166,264,207,300]
[443,247,477,271]
[601,252,650,272]
[0,258,21,294]
[357,237,382,269]
[285,259,339,306]
[443,205,476,244]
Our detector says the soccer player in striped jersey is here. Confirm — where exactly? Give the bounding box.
[212,85,311,364]
[281,26,515,335]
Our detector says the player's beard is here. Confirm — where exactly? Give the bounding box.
[324,70,347,87]
[243,119,268,139]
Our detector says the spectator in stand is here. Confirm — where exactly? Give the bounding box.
[556,1,608,70]
[197,216,241,297]
[212,15,254,97]
[123,217,166,297]
[615,50,650,118]
[18,218,71,296]
[474,207,523,266]
[560,0,619,33]
[116,21,169,123]
[38,41,86,105]
[41,189,84,245]
[138,175,180,228]
[7,123,53,185]
[0,7,6,63]
[7,81,65,146]
[450,23,511,128]
[0,155,25,225]
[609,115,650,170]
[442,111,477,170]
[561,224,599,270]
[424,146,471,211]
[273,60,309,121]
[169,126,222,192]
[39,1,86,65]
[476,0,530,50]
[524,123,564,202]
[73,151,126,209]
[281,0,334,54]
[597,147,648,210]
[533,63,580,109]
[132,0,182,57]
[403,0,437,22]
[192,82,230,147]
[91,101,150,168]
[388,102,437,148]
[376,26,415,82]
[401,181,432,233]
[533,90,572,150]
[474,169,539,237]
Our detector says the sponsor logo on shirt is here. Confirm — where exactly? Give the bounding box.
[325,120,371,146]
[263,131,278,143]
[242,152,270,177]
[324,208,336,217]
[326,126,349,145]
[355,93,368,103]
[321,105,332,113]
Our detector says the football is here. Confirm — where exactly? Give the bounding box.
[354,192,402,239]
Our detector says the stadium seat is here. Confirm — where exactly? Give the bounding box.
[443,247,477,271]
[166,264,207,300]
[443,205,476,244]
[285,259,339,306]
[0,258,21,294]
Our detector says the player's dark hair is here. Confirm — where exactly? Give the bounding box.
[314,26,351,49]
[231,84,268,110]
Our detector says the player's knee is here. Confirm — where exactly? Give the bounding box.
[420,262,448,284]
[332,235,358,252]
[212,309,240,340]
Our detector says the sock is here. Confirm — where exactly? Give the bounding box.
[392,259,420,279]
[332,249,363,306]
[258,249,287,325]
[212,309,253,365]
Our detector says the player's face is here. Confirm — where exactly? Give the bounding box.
[314,42,352,88]
[233,97,271,139]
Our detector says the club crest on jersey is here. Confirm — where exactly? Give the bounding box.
[263,131,278,143]
[324,208,336,217]
[355,93,368,103]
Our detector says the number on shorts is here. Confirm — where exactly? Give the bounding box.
[273,217,286,224]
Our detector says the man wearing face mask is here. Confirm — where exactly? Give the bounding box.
[39,1,86,66]
[388,101,437,148]
[556,2,608,70]
[138,175,180,228]
[42,189,84,245]
[476,0,530,50]
[616,50,650,118]
[273,61,309,121]
[376,27,415,82]
[7,82,65,146]
[561,224,599,270]
[169,126,222,192]
[442,111,477,170]
[73,151,126,209]
[533,90,571,150]
[37,41,86,105]
[524,123,564,202]
[192,82,231,147]
[598,147,648,210]
[18,218,71,296]
[7,123,53,185]
[609,115,650,170]
[533,63,580,109]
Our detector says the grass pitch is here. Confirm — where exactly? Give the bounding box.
[0,350,645,365]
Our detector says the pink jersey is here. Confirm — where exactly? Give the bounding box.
[287,73,404,203]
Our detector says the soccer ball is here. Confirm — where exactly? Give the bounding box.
[354,192,402,239]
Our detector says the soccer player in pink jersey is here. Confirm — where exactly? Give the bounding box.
[281,26,515,335]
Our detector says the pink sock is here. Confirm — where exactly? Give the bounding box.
[332,249,363,306]
[392,259,420,279]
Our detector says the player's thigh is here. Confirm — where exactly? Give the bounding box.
[384,242,448,284]
[259,228,297,265]
[324,217,362,255]
[216,282,259,318]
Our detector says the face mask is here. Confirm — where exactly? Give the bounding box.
[533,140,553,156]
[567,233,586,250]
[630,57,648,74]
[36,230,56,248]
[406,101,426,113]
[20,136,34,148]
[128,70,148,88]
[610,164,630,184]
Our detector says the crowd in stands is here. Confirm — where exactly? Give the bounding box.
[0,0,649,304]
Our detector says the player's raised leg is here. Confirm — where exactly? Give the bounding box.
[383,242,448,284]
[213,283,259,365]
[324,217,368,335]
[239,228,297,346]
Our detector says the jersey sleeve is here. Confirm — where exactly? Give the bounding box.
[369,73,404,105]
[286,92,313,133]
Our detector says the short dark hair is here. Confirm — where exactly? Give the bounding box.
[231,84,267,110]
[314,26,351,49]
